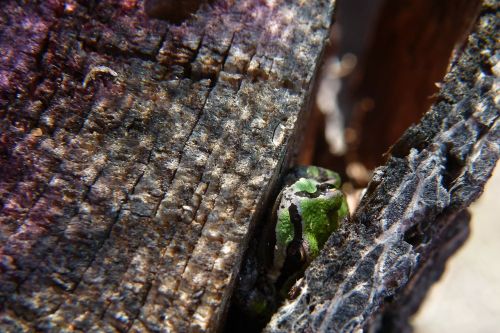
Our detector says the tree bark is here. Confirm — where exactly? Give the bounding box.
[0,1,334,332]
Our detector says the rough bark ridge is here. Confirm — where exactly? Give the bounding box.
[0,1,334,331]
[266,2,499,332]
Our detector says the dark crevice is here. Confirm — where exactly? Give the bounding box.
[478,60,494,77]
[29,31,51,96]
[190,43,232,89]
[125,280,153,332]
[472,117,490,141]
[145,0,212,24]
[441,143,465,191]
[77,36,159,64]
[328,0,483,169]
[403,220,429,248]
[153,31,168,60]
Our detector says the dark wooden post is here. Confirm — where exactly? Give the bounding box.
[0,1,334,331]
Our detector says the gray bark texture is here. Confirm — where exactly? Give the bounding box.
[265,2,499,332]
[0,0,334,332]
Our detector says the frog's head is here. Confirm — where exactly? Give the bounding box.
[268,176,348,284]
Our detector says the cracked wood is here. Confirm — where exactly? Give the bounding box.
[0,0,335,332]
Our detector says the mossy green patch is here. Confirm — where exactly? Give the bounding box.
[338,195,349,220]
[306,166,320,178]
[299,194,343,247]
[293,178,318,194]
[276,210,293,246]
[303,232,319,258]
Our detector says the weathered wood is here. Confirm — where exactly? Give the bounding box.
[265,1,499,331]
[0,1,335,331]
[379,210,471,332]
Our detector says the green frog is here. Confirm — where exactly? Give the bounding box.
[231,166,349,326]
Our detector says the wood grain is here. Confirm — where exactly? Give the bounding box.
[0,1,335,331]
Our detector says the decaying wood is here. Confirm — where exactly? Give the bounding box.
[379,210,471,332]
[265,2,499,332]
[0,1,335,331]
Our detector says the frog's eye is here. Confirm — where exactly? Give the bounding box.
[316,183,336,191]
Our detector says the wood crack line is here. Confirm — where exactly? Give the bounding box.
[127,83,216,330]
[11,91,129,294]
